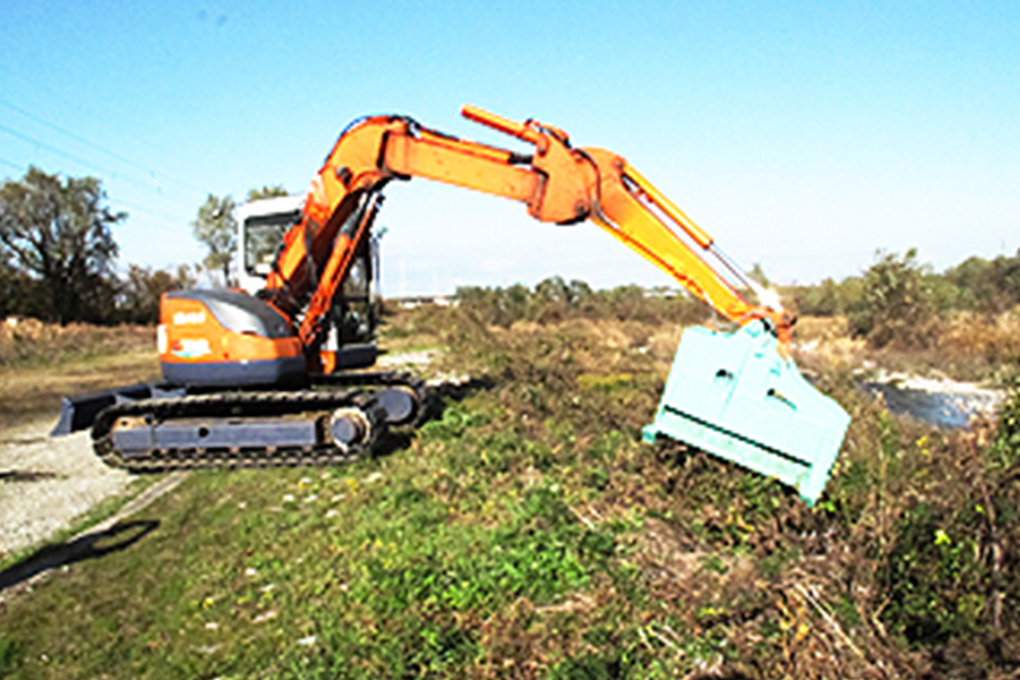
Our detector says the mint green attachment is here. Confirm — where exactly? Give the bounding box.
[642,322,850,505]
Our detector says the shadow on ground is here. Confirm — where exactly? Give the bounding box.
[0,520,158,592]
[0,469,65,482]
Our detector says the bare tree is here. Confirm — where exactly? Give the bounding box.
[191,194,236,286]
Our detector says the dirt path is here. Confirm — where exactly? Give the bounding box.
[0,418,135,559]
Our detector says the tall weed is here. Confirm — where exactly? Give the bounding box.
[0,317,152,367]
[411,300,1020,676]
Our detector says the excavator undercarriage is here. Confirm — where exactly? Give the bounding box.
[55,372,428,472]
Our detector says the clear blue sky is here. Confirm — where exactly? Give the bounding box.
[2,1,1017,295]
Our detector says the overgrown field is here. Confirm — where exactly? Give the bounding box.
[0,317,154,368]
[1,300,1018,678]
[0,318,158,430]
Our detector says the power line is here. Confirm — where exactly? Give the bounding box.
[0,156,24,172]
[0,122,197,207]
[106,198,189,235]
[0,65,205,176]
[0,97,209,197]
[0,122,103,174]
[0,150,185,235]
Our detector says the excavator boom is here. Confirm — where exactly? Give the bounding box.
[263,106,786,362]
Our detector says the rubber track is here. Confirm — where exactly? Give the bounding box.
[90,372,429,472]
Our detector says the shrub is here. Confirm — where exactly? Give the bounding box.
[792,276,863,317]
[452,279,708,329]
[849,248,936,348]
[117,264,197,324]
[945,251,1020,313]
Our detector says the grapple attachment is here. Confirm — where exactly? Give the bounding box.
[642,322,850,505]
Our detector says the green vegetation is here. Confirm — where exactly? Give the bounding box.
[847,248,937,347]
[0,168,196,325]
[2,293,1019,677]
[794,247,1020,323]
[0,168,124,324]
[453,275,709,328]
[793,247,1020,351]
[191,193,238,287]
[787,249,1020,382]
[0,168,283,325]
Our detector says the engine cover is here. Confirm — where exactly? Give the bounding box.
[159,289,306,386]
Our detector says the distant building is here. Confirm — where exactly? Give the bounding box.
[388,295,454,309]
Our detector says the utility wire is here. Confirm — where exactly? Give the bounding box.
[0,78,232,252]
[0,65,202,175]
[0,156,25,172]
[1,150,185,234]
[0,122,102,174]
[0,122,197,206]
[106,198,188,235]
[0,98,209,197]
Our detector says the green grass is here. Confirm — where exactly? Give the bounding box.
[0,398,637,679]
[2,306,1019,677]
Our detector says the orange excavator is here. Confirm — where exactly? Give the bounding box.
[54,106,849,504]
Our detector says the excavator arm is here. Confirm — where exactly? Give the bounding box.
[263,106,793,362]
[255,104,847,504]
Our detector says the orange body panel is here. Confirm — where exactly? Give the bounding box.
[582,149,753,322]
[159,295,302,368]
[383,134,539,205]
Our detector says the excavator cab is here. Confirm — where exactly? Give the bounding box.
[237,195,303,294]
[158,194,382,387]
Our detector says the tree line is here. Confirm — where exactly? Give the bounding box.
[2,167,1017,334]
[790,247,1020,348]
[0,167,285,324]
[451,247,1020,350]
[452,277,710,328]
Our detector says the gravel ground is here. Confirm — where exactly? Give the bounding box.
[0,418,134,559]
